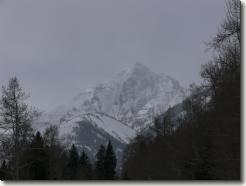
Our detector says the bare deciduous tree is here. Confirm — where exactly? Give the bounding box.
[0,77,36,179]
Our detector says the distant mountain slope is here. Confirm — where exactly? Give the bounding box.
[35,63,186,160]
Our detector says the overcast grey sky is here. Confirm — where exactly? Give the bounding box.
[0,0,226,111]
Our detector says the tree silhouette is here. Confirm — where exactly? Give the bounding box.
[77,150,92,179]
[95,145,106,179]
[28,132,48,180]
[64,144,79,179]
[0,77,35,179]
[104,141,117,180]
[0,160,7,180]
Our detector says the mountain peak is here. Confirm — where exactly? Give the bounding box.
[133,62,148,68]
[111,62,156,84]
[37,62,186,162]
[132,62,151,72]
[127,62,156,79]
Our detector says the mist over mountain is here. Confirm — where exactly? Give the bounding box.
[35,63,186,160]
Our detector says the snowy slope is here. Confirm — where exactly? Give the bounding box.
[67,63,186,131]
[58,112,136,144]
[36,63,186,158]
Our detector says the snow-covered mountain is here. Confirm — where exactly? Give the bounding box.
[35,63,186,159]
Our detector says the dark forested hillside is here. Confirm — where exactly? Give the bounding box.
[121,0,240,180]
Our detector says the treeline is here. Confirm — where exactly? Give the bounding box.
[0,76,117,180]
[0,69,118,180]
[121,0,240,180]
[0,123,117,180]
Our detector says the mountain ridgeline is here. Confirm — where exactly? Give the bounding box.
[36,63,186,160]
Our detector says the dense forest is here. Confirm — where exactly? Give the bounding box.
[0,0,241,180]
[0,119,117,180]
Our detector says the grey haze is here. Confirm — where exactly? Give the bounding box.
[0,0,226,111]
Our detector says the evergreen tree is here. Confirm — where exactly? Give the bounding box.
[77,150,92,179]
[104,141,117,180]
[64,144,79,179]
[95,145,106,179]
[28,131,48,180]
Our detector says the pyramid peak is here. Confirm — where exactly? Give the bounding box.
[130,62,152,73]
[133,62,148,69]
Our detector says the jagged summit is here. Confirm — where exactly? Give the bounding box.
[109,62,156,85]
[36,63,186,159]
